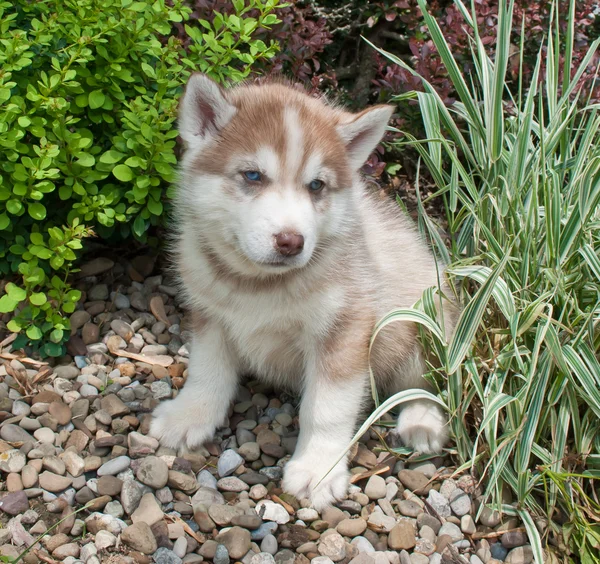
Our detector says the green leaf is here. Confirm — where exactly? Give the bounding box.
[0,295,18,313]
[76,153,95,167]
[147,198,163,216]
[49,328,64,343]
[30,232,44,245]
[6,319,23,335]
[6,199,23,215]
[113,164,133,182]
[42,342,64,357]
[0,213,9,230]
[133,214,146,238]
[89,90,106,109]
[30,292,47,306]
[100,150,126,164]
[28,202,47,220]
[26,325,43,340]
[6,283,26,302]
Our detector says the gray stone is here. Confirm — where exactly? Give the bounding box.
[218,449,244,477]
[153,547,183,564]
[97,456,131,476]
[192,486,225,507]
[449,488,471,517]
[136,456,169,489]
[121,479,143,514]
[438,522,463,542]
[260,534,278,555]
[214,544,230,564]
[426,489,451,518]
[1,424,33,443]
[197,469,218,490]
[250,522,278,541]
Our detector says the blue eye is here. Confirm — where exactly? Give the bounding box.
[243,170,262,182]
[308,179,324,192]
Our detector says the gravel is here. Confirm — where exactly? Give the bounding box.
[0,256,535,563]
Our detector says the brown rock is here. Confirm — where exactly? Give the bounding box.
[32,390,61,405]
[39,471,72,492]
[388,521,416,551]
[97,475,123,497]
[215,526,252,559]
[65,429,89,452]
[167,470,199,494]
[82,322,100,345]
[121,521,158,555]
[398,469,432,495]
[100,394,129,417]
[48,402,72,426]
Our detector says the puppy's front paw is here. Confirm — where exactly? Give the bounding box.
[394,400,448,454]
[283,456,349,511]
[149,399,216,451]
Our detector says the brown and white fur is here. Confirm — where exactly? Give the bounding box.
[150,74,456,509]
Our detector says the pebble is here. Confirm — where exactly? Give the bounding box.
[197,469,219,490]
[0,491,29,515]
[121,521,158,554]
[215,526,252,559]
[364,475,387,500]
[337,518,367,537]
[217,476,249,492]
[0,450,26,473]
[214,544,230,564]
[39,471,72,492]
[388,521,416,550]
[426,489,451,518]
[479,507,501,527]
[318,532,346,562]
[398,470,431,494]
[218,449,244,477]
[261,534,278,554]
[137,456,169,489]
[449,488,471,516]
[153,547,184,564]
[256,500,290,524]
[438,522,464,542]
[97,456,131,476]
[250,522,279,541]
[251,553,275,564]
[504,546,533,564]
[131,493,164,526]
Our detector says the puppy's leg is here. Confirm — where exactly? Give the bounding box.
[282,362,367,510]
[393,350,448,454]
[149,322,238,451]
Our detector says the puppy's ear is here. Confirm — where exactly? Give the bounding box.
[337,105,394,169]
[178,73,236,148]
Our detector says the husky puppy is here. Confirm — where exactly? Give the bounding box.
[150,74,456,509]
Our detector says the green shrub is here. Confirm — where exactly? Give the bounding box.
[0,0,282,356]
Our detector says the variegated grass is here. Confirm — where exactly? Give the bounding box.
[351,0,600,561]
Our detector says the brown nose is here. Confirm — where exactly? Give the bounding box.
[274,232,304,256]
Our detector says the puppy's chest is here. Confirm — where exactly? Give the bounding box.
[198,281,345,374]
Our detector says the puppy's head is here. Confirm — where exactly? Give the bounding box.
[177,74,393,276]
